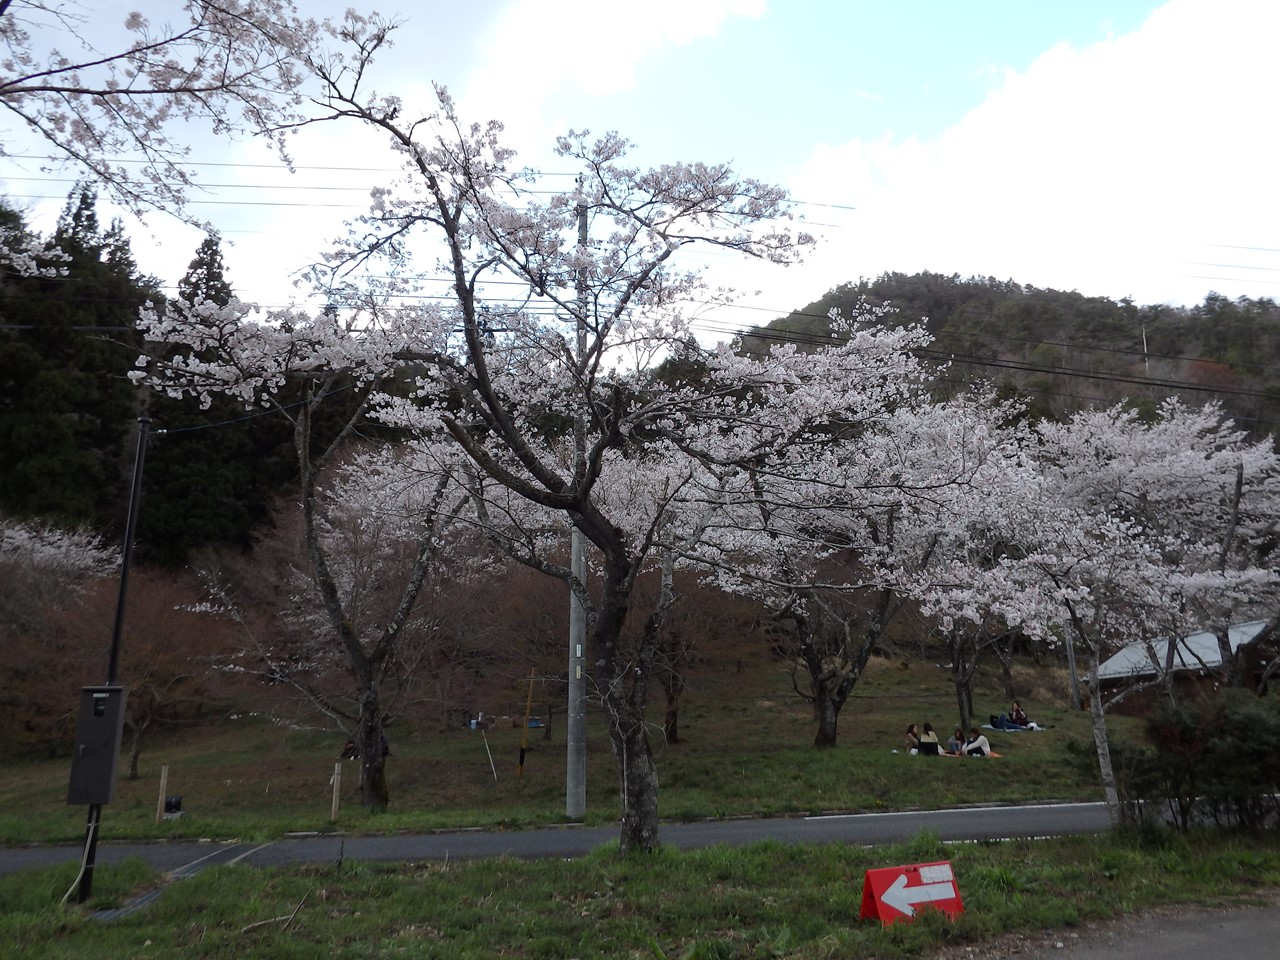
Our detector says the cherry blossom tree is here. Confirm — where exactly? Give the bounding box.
[201,439,493,734]
[137,292,472,810]
[0,512,114,627]
[925,399,1280,823]
[694,360,1026,747]
[462,443,734,828]
[1027,400,1278,694]
[0,0,327,221]
[0,513,116,752]
[135,41,816,848]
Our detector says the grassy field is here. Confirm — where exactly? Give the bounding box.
[9,646,1265,960]
[0,650,1122,845]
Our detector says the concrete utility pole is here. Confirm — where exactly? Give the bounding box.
[566,199,588,820]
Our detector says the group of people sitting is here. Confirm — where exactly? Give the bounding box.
[904,722,992,756]
[903,701,1036,757]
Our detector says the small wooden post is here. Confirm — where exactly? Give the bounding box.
[330,762,342,822]
[155,765,169,825]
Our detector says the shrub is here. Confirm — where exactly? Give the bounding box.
[1118,690,1280,830]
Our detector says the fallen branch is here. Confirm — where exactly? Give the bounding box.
[240,889,311,935]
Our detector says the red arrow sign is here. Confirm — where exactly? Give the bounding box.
[859,861,964,925]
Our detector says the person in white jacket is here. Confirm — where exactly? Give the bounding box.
[962,727,992,757]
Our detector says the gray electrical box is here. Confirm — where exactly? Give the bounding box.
[67,685,128,805]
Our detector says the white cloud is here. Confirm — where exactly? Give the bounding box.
[16,0,1272,330]
[765,0,1280,312]
[460,0,767,151]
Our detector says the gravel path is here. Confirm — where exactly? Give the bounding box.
[932,889,1280,960]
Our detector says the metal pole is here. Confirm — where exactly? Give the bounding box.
[78,416,149,903]
[567,529,587,817]
[518,668,535,777]
[566,198,588,820]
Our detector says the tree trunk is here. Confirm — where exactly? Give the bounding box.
[1214,627,1239,687]
[813,695,840,748]
[663,693,681,745]
[996,634,1015,702]
[126,713,150,780]
[356,688,388,812]
[1064,632,1083,711]
[947,627,976,733]
[1086,652,1122,826]
[657,637,687,745]
[1158,635,1179,704]
[796,612,857,749]
[592,557,661,853]
[612,716,660,854]
[952,661,973,734]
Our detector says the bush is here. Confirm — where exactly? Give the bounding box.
[1118,690,1280,829]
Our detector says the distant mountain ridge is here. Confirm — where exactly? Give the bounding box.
[743,272,1280,436]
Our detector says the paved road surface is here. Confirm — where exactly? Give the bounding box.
[0,801,1113,875]
[956,891,1280,960]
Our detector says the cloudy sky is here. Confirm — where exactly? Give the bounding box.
[4,0,1278,337]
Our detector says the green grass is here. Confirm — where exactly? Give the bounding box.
[4,831,1278,959]
[0,655,1127,845]
[0,651,1269,959]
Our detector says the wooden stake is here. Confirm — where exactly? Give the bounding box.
[155,765,169,825]
[330,762,342,822]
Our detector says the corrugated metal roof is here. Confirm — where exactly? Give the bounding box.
[1096,620,1271,681]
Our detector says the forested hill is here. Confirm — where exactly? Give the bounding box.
[741,272,1280,437]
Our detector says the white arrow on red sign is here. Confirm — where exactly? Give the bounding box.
[880,871,957,917]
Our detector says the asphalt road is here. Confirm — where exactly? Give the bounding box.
[971,892,1280,960]
[1,800,1113,876]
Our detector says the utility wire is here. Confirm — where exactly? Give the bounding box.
[7,289,1280,393]
[3,156,861,212]
[7,271,1278,378]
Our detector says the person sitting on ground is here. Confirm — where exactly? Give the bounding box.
[916,722,942,755]
[947,727,965,755]
[1009,701,1030,728]
[962,726,992,757]
[904,723,919,754]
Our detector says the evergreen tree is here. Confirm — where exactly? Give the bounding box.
[137,232,295,566]
[176,232,234,307]
[0,187,149,532]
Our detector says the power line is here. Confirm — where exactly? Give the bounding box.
[1,162,857,213]
[690,302,1280,375]
[1186,274,1280,287]
[5,164,1278,417]
[7,272,1279,381]
[700,318,1280,401]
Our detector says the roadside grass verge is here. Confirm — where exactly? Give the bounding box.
[0,656,1131,846]
[3,829,1279,959]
